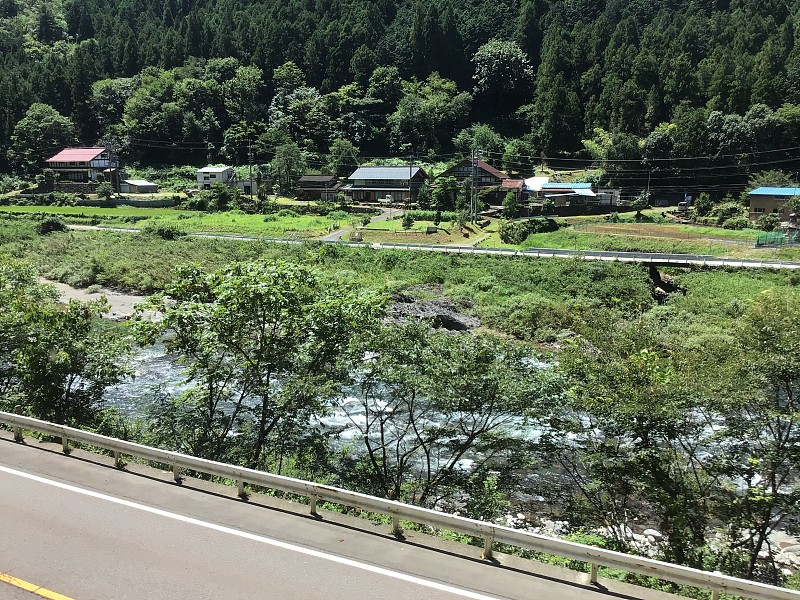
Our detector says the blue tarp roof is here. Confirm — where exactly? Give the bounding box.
[749,187,800,196]
[541,182,593,189]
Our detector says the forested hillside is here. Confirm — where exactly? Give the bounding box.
[3,0,800,192]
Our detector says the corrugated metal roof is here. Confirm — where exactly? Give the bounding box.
[198,165,233,173]
[541,182,593,189]
[123,179,157,187]
[299,175,337,182]
[46,147,106,162]
[749,187,800,196]
[349,166,423,180]
[500,179,524,189]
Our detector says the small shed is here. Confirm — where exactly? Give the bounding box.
[120,179,159,194]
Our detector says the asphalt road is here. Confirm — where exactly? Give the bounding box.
[0,437,680,600]
[68,224,800,270]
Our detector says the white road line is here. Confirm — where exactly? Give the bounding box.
[0,465,504,600]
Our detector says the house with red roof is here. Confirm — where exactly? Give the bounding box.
[45,147,117,183]
[439,158,523,204]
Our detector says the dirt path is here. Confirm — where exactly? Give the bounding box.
[42,279,147,319]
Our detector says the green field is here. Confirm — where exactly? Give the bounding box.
[0,205,187,217]
[0,205,339,238]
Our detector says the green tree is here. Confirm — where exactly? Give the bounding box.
[472,39,534,111]
[710,289,800,582]
[401,213,414,229]
[0,259,131,426]
[694,192,713,216]
[271,142,307,195]
[134,261,383,468]
[9,103,76,175]
[335,323,551,504]
[96,182,114,200]
[327,138,359,177]
[554,320,711,567]
[502,191,520,218]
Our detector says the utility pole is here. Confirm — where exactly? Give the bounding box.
[408,153,413,209]
[248,139,254,204]
[471,148,476,224]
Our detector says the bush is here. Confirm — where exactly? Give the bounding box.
[276,209,299,218]
[499,220,529,244]
[185,195,209,211]
[756,213,782,231]
[35,216,68,235]
[402,214,414,229]
[721,216,750,230]
[327,210,348,220]
[140,221,185,240]
[263,214,279,222]
[709,201,746,225]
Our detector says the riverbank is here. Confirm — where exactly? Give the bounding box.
[43,278,146,319]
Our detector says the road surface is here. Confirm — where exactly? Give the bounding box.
[0,435,680,600]
[66,224,800,270]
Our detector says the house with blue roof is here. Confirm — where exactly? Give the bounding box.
[747,187,800,221]
[344,166,428,204]
[536,182,596,207]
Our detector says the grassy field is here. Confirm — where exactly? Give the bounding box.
[0,205,187,217]
[0,205,338,238]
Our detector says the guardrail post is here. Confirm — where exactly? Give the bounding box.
[114,451,123,468]
[391,513,401,536]
[482,533,494,560]
[711,591,720,600]
[590,563,598,584]
[237,479,245,498]
[13,425,23,442]
[62,436,69,454]
[173,463,182,483]
[309,495,318,516]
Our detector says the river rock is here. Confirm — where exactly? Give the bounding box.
[388,298,481,331]
[643,528,663,542]
[782,545,800,555]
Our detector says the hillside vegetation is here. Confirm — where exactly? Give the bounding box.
[1,0,800,194]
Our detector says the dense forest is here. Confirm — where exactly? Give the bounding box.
[4,0,800,192]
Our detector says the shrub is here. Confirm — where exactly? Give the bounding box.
[140,221,185,240]
[499,220,529,244]
[263,214,279,222]
[35,216,68,235]
[276,209,299,218]
[402,214,414,229]
[756,213,782,231]
[327,210,348,220]
[721,216,750,230]
[185,195,208,211]
[709,201,746,225]
[360,215,371,226]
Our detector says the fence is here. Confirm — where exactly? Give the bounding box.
[756,231,800,247]
[1,411,799,600]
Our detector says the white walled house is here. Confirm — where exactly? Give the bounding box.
[197,166,235,189]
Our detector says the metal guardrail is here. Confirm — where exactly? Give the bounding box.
[2,412,798,600]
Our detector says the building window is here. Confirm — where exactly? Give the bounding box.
[753,207,765,213]
[210,174,216,179]
[774,208,780,213]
